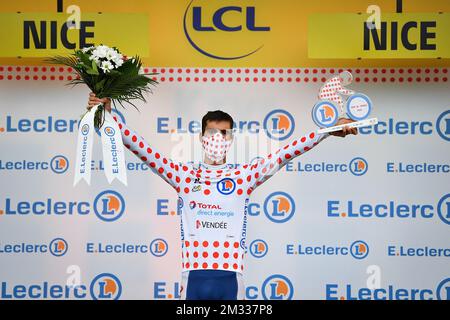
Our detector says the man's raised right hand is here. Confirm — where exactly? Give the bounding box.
[87,93,112,113]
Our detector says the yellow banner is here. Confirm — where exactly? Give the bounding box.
[308,13,450,59]
[0,0,449,67]
[0,12,149,58]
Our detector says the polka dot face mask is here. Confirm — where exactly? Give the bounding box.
[201,129,233,163]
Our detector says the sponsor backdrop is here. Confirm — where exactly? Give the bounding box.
[0,0,449,300]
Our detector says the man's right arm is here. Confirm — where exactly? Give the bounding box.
[87,93,186,191]
[112,115,186,192]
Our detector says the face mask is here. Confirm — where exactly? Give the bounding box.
[201,131,232,163]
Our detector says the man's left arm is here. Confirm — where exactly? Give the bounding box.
[245,119,357,191]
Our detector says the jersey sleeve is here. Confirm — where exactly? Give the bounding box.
[112,114,185,192]
[244,131,329,192]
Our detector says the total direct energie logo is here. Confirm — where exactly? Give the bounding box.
[248,191,295,223]
[183,0,270,60]
[0,190,126,222]
[157,109,295,140]
[1,273,122,300]
[246,274,294,300]
[327,193,450,226]
[326,277,450,300]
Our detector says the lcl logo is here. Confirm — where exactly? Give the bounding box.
[183,0,270,60]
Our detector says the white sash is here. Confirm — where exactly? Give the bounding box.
[73,104,127,186]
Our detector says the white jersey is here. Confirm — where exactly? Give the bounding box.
[113,115,329,274]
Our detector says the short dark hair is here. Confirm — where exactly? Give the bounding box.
[201,110,234,135]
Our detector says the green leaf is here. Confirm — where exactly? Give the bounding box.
[91,60,99,75]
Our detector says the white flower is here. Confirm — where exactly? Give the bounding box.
[81,46,94,53]
[100,60,114,73]
[92,45,108,59]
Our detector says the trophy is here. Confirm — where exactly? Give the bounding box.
[312,71,378,134]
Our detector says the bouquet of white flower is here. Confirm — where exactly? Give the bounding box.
[46,44,157,129]
[45,45,156,186]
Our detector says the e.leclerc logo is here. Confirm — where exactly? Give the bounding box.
[327,193,450,226]
[0,190,126,222]
[0,155,69,174]
[286,156,368,176]
[1,273,122,300]
[358,110,450,142]
[326,277,450,300]
[157,109,295,141]
[246,274,294,300]
[249,239,269,258]
[0,238,68,257]
[286,240,369,260]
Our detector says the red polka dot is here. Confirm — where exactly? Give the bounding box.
[203,241,209,247]
[224,241,230,248]
[132,135,137,142]
[202,252,208,258]
[224,252,230,258]
[193,251,199,258]
[223,263,229,269]
[139,142,144,148]
[124,130,130,136]
[185,263,190,268]
[158,168,164,174]
[184,187,189,193]
[147,147,152,154]
[233,253,239,259]
[233,264,238,270]
[193,262,198,268]
[193,241,199,247]
[185,241,190,247]
[213,241,220,248]
[237,178,243,184]
[237,189,243,195]
[213,252,219,258]
[234,242,239,248]
[202,263,208,269]
[186,177,191,183]
[213,263,219,269]
[155,153,160,159]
